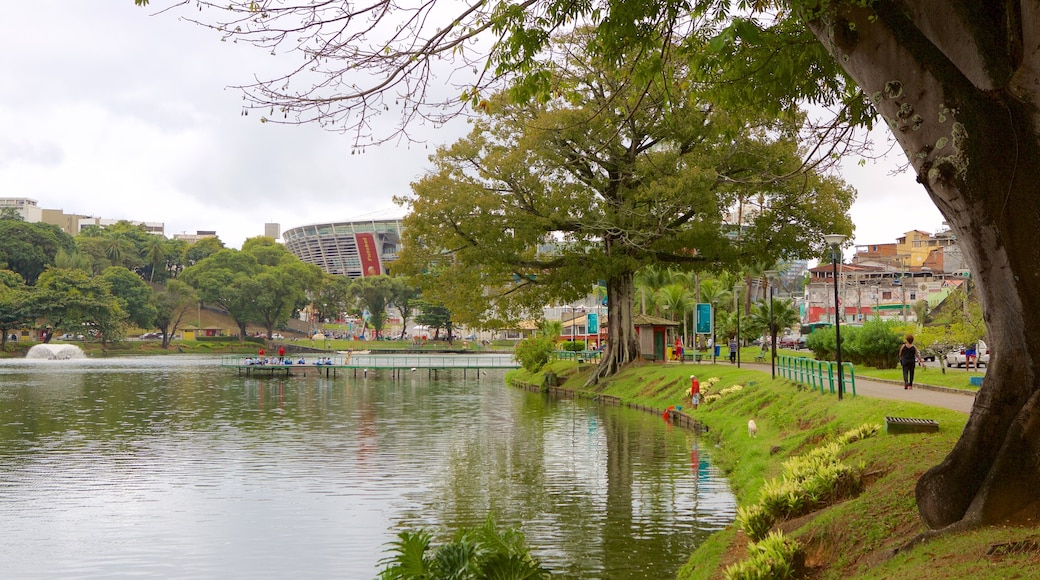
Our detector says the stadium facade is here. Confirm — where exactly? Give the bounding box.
[282,219,403,278]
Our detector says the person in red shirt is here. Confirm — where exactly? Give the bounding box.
[278,345,286,362]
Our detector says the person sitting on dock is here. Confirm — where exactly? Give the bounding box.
[298,357,306,365]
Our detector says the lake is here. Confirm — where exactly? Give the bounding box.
[0,354,735,578]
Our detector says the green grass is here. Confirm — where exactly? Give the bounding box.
[509,359,1038,579]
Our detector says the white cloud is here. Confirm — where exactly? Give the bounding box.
[0,2,945,251]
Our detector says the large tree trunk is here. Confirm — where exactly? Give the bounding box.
[807,1,1040,529]
[587,270,641,387]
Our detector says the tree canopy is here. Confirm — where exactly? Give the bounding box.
[395,29,853,382]
[0,220,77,285]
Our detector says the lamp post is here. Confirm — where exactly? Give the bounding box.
[825,234,847,400]
[711,300,717,364]
[764,270,779,379]
[734,283,742,368]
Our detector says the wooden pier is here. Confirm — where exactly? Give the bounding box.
[221,353,519,378]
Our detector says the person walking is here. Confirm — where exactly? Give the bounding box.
[898,334,925,389]
[728,337,738,364]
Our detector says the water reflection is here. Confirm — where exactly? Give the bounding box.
[0,355,735,578]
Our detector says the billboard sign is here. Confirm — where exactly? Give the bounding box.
[695,303,713,334]
[355,233,382,276]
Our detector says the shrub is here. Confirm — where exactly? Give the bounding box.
[735,504,774,544]
[845,317,904,368]
[378,517,549,579]
[514,335,555,372]
[559,340,585,352]
[723,531,805,580]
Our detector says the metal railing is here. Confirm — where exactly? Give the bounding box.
[777,355,856,396]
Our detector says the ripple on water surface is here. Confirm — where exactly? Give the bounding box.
[0,355,735,578]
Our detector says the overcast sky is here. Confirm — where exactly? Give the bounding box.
[1,2,946,252]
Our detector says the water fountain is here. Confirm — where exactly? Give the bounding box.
[26,343,87,360]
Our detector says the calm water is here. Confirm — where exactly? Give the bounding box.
[0,354,735,579]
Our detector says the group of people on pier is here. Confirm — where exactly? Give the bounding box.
[246,347,337,366]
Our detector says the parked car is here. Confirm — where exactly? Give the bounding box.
[778,334,806,349]
[945,340,989,368]
[139,332,162,340]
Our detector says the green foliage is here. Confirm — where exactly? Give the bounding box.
[735,424,879,542]
[153,279,198,348]
[414,300,455,340]
[101,266,157,330]
[181,239,320,339]
[806,317,903,369]
[844,317,904,369]
[0,220,77,285]
[723,531,805,580]
[514,335,555,372]
[395,28,854,377]
[559,340,584,352]
[29,268,123,345]
[378,516,549,580]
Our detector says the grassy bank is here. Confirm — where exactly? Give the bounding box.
[507,361,1038,578]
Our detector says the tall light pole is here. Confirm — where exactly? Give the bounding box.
[825,234,847,400]
[764,270,779,379]
[734,283,742,368]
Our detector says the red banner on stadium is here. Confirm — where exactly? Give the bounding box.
[355,233,382,276]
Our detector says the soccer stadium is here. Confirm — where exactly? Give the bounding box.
[281,218,403,278]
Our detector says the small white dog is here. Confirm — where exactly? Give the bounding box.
[748,419,758,438]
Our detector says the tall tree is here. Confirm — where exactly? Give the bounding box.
[388,277,419,340]
[241,237,323,338]
[101,266,157,331]
[395,30,853,384]
[179,249,261,339]
[153,279,198,348]
[312,274,353,325]
[0,221,77,285]
[0,270,32,349]
[28,268,122,345]
[346,276,396,339]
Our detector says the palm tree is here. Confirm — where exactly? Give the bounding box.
[655,282,695,344]
[145,237,169,282]
[634,265,670,316]
[103,235,134,269]
[746,298,801,349]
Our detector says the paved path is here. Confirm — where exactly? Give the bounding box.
[732,361,976,414]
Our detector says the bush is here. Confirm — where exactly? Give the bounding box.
[845,317,904,368]
[514,335,556,372]
[559,340,585,352]
[806,317,903,369]
[723,531,805,580]
[378,517,549,579]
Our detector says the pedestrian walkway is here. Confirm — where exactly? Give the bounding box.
[740,361,974,414]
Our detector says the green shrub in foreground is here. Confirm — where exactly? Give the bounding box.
[723,531,805,580]
[737,425,878,541]
[378,517,549,579]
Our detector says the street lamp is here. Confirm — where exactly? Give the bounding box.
[764,270,779,379]
[824,234,847,400]
[734,283,742,368]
